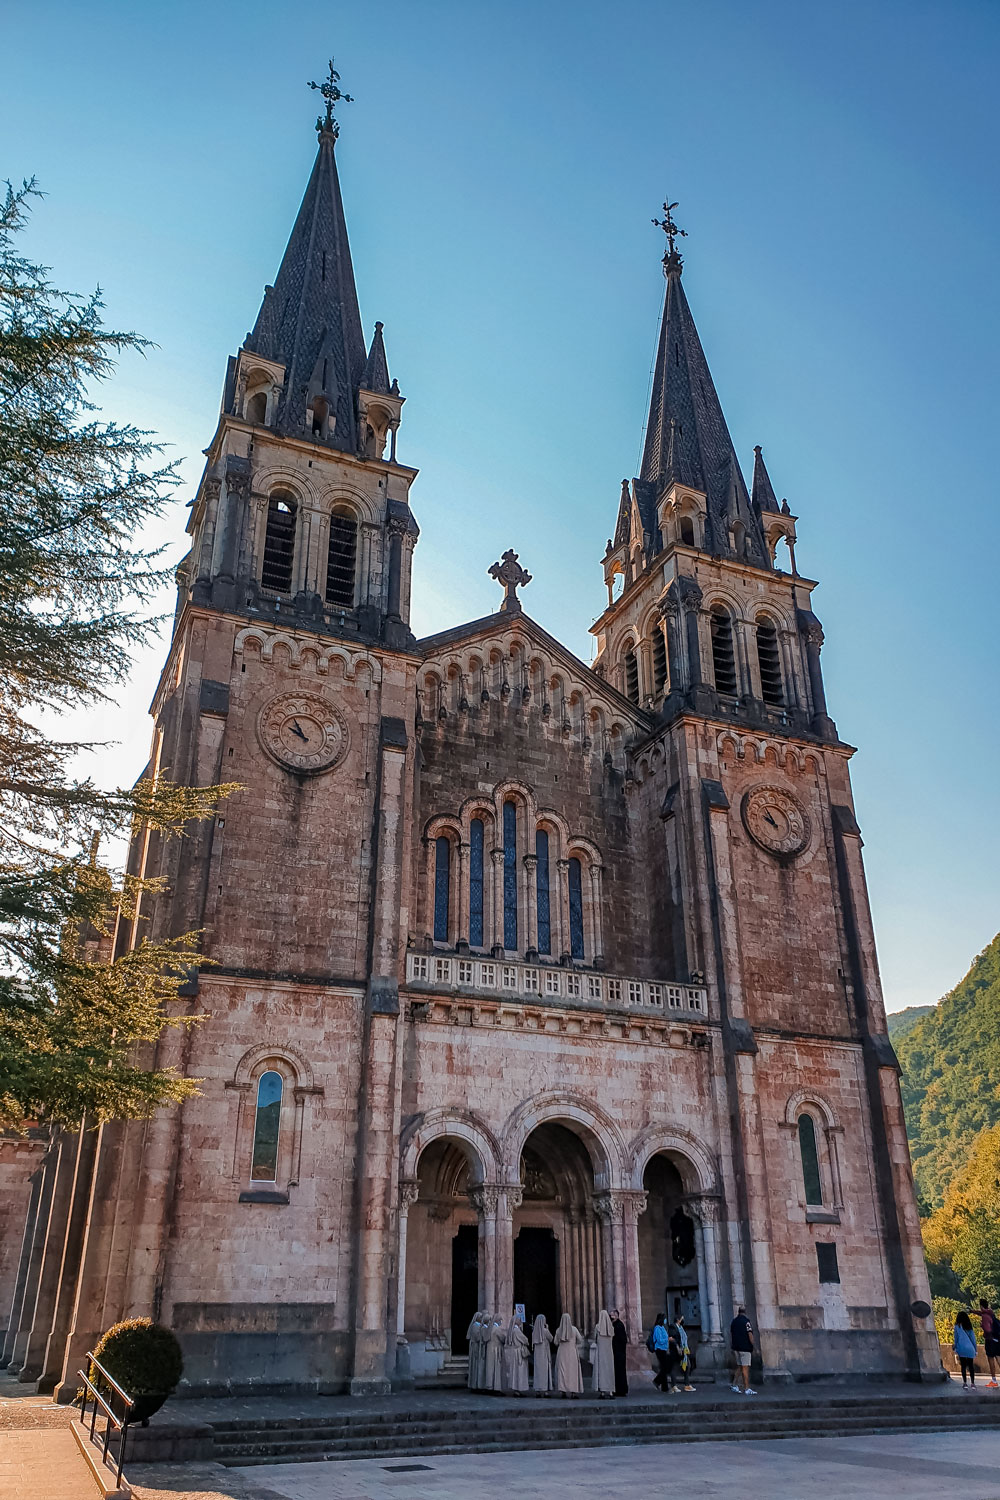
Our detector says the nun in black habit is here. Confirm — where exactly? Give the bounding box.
[611,1309,629,1397]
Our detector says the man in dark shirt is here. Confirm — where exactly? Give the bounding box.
[730,1307,756,1395]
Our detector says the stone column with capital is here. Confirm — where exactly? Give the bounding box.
[395,1180,420,1340]
[592,1192,628,1319]
[469,1186,499,1313]
[523,852,538,957]
[494,1185,522,1319]
[457,842,470,948]
[555,858,571,963]
[684,1194,724,1344]
[797,609,836,737]
[587,863,605,965]
[490,849,505,955]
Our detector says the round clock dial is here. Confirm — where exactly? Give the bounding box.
[741,785,810,858]
[257,693,348,775]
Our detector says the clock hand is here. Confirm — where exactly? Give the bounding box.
[763,811,778,828]
[289,720,309,743]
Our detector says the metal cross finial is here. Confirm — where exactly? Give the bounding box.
[652,199,687,274]
[308,59,354,138]
[489,549,532,613]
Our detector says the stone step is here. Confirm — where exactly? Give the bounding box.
[213,1405,1000,1465]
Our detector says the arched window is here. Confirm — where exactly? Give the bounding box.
[251,1070,283,1182]
[710,607,738,696]
[798,1114,823,1205]
[652,628,667,694]
[756,617,783,706]
[469,818,484,947]
[502,800,518,951]
[261,494,296,593]
[624,647,639,705]
[311,396,329,438]
[246,390,267,425]
[679,516,695,546]
[326,511,358,607]
[535,828,551,956]
[568,857,584,959]
[433,837,450,942]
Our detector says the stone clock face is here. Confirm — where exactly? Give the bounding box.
[741,785,810,858]
[257,693,348,775]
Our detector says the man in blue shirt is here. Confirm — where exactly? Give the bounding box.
[730,1307,756,1395]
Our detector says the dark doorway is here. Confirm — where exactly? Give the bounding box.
[450,1223,479,1354]
[514,1226,560,1330]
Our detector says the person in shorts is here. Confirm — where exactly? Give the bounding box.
[974,1299,1000,1387]
[730,1306,756,1395]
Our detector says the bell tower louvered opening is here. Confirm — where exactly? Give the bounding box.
[710,607,737,696]
[326,511,358,607]
[756,617,784,706]
[261,494,296,594]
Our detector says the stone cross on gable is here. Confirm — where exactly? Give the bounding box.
[489,549,532,613]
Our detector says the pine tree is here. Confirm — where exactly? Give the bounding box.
[0,180,231,1129]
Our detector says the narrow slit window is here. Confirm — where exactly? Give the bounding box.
[679,516,695,546]
[433,837,450,942]
[624,648,639,704]
[246,390,267,425]
[503,801,518,951]
[710,608,738,695]
[568,857,584,959]
[326,512,358,607]
[652,629,667,693]
[536,828,551,956]
[469,818,484,947]
[261,495,296,593]
[798,1114,823,1205]
[251,1071,283,1182]
[816,1243,839,1283]
[756,618,783,706]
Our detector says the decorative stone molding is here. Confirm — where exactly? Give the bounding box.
[234,627,383,682]
[399,1179,421,1210]
[468,1185,500,1218]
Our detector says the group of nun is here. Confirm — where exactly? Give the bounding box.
[465,1309,629,1397]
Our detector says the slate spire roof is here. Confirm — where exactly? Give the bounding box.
[635,241,770,567]
[751,444,781,513]
[362,320,391,394]
[246,120,367,453]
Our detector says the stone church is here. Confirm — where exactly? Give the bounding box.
[3,88,938,1398]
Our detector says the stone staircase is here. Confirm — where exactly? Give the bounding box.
[414,1355,469,1389]
[209,1390,1000,1467]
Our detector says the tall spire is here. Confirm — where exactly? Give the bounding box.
[245,62,366,453]
[638,203,770,567]
[751,445,781,514]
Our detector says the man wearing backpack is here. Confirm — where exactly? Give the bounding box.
[730,1306,756,1396]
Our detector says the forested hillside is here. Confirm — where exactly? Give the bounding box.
[895,932,1000,1209]
[888,1006,934,1043]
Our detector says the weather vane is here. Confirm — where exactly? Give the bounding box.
[308,59,354,137]
[652,199,687,272]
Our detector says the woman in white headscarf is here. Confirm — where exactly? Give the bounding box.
[503,1314,530,1394]
[488,1313,507,1392]
[554,1311,583,1396]
[482,1311,500,1391]
[531,1313,553,1394]
[466,1311,484,1389]
[593,1309,615,1396]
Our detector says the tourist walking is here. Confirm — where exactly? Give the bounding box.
[974,1300,1000,1387]
[954,1311,978,1388]
[730,1306,756,1395]
[650,1313,674,1392]
[554,1312,584,1396]
[593,1310,615,1396]
[531,1313,553,1394]
[611,1309,629,1397]
[503,1313,530,1394]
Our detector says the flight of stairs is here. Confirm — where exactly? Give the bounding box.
[414,1355,470,1389]
[207,1390,1000,1467]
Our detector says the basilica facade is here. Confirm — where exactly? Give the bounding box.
[2,95,938,1398]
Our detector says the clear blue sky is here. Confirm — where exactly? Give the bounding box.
[5,0,998,1011]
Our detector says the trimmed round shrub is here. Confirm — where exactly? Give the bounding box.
[92,1318,183,1396]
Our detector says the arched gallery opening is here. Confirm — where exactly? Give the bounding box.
[639,1152,703,1339]
[402,1137,480,1363]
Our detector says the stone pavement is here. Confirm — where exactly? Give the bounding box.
[127,1430,1000,1500]
[0,1428,104,1500]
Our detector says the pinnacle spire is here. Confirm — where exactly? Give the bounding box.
[751,445,781,514]
[245,88,366,452]
[361,321,391,394]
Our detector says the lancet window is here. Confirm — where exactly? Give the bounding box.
[433,837,451,942]
[503,800,518,950]
[469,818,485,948]
[652,628,667,694]
[261,493,297,594]
[624,647,639,705]
[250,1070,283,1182]
[798,1113,823,1206]
[756,617,783,706]
[710,607,738,696]
[535,828,551,956]
[568,856,585,959]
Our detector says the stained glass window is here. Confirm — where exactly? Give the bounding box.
[798,1114,823,1205]
[434,837,450,942]
[535,828,551,955]
[251,1071,282,1181]
[503,801,518,951]
[469,819,484,947]
[568,857,584,959]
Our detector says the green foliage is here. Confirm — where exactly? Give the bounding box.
[922,1125,1000,1305]
[0,179,234,1129]
[887,1005,933,1043]
[92,1318,183,1395]
[896,932,1000,1208]
[932,1296,964,1348]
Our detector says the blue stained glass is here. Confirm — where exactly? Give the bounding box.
[251,1070,282,1181]
[535,828,551,955]
[568,857,584,959]
[503,801,518,951]
[434,836,450,942]
[469,819,484,947]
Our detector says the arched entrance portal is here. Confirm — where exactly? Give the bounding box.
[639,1154,702,1336]
[513,1123,604,1333]
[403,1138,480,1370]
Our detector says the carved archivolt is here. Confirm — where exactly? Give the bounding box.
[231,1040,317,1091]
[498,1090,628,1192]
[399,1108,501,1185]
[624,1123,719,1194]
[234,627,382,683]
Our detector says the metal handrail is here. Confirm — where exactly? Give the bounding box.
[77,1352,134,1490]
